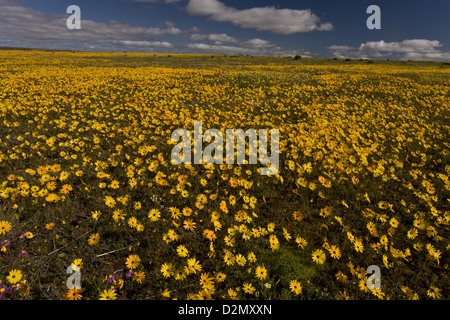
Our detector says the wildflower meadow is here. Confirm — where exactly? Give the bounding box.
[0,49,449,300]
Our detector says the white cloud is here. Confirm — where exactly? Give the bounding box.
[187,41,309,57]
[242,38,274,48]
[359,39,442,54]
[187,43,254,55]
[328,45,354,51]
[185,0,333,34]
[328,39,450,61]
[190,33,239,44]
[0,2,310,56]
[0,4,181,51]
[188,43,283,56]
[189,26,201,33]
[164,21,177,28]
[207,33,239,43]
[116,40,174,48]
[186,31,308,56]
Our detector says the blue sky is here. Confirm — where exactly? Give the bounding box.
[1,0,449,60]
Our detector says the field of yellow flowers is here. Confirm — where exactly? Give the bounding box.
[0,49,449,300]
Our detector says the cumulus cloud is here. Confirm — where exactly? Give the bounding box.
[186,43,271,56]
[187,43,250,55]
[0,2,310,56]
[185,0,333,34]
[116,40,174,48]
[186,27,308,56]
[186,29,308,56]
[242,38,273,48]
[0,4,182,51]
[187,39,310,57]
[189,33,239,44]
[328,39,450,61]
